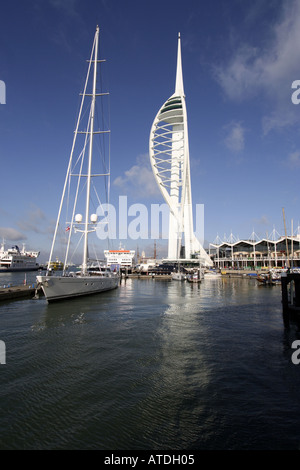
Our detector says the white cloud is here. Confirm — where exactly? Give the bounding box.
[214,1,300,132]
[253,215,270,227]
[113,154,161,199]
[287,150,300,168]
[215,45,262,102]
[0,227,27,242]
[17,205,47,234]
[224,122,245,153]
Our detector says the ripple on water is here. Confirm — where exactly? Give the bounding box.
[0,277,299,449]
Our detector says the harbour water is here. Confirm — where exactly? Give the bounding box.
[0,271,300,450]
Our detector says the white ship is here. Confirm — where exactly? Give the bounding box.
[37,26,119,302]
[0,243,40,272]
[104,245,135,269]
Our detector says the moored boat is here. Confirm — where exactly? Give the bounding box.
[257,271,277,286]
[204,269,222,279]
[0,243,40,272]
[37,26,119,302]
[172,272,186,281]
[187,268,203,283]
[47,259,64,271]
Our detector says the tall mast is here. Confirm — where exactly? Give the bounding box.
[82,26,99,275]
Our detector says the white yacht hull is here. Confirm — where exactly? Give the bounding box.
[171,273,186,281]
[36,274,119,302]
[204,272,222,279]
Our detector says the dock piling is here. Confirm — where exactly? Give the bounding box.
[281,272,300,326]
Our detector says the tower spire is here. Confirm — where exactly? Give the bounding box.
[149,33,212,267]
[175,32,184,95]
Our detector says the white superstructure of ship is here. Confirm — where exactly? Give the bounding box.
[104,244,135,269]
[0,242,40,272]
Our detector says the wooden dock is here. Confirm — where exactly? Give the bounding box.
[0,284,38,301]
[127,274,172,280]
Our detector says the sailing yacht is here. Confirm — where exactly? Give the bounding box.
[37,26,119,302]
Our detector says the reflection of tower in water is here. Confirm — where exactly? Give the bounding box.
[149,34,212,266]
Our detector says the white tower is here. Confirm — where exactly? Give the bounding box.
[149,33,212,266]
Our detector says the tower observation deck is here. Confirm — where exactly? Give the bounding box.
[149,33,212,266]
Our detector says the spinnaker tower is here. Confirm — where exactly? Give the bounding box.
[149,33,212,266]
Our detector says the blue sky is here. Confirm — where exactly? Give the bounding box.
[1,0,300,262]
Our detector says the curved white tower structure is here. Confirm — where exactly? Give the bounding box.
[149,33,212,266]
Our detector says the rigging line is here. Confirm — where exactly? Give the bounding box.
[66,168,71,229]
[100,53,110,209]
[73,40,96,133]
[95,34,111,249]
[71,145,86,173]
[90,240,102,268]
[93,107,108,208]
[91,179,101,205]
[64,110,91,270]
[94,95,109,172]
[90,180,108,225]
[93,113,109,210]
[68,231,84,266]
[77,104,90,131]
[105,100,110,203]
[68,136,88,224]
[97,50,110,168]
[98,40,108,146]
[46,32,95,271]
[105,113,111,251]
[93,120,107,174]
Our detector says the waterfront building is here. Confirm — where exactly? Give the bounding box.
[149,34,212,267]
[209,234,300,269]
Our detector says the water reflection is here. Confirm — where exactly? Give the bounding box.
[134,280,212,448]
[2,274,300,450]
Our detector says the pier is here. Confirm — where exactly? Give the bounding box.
[0,284,39,301]
[281,272,300,326]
